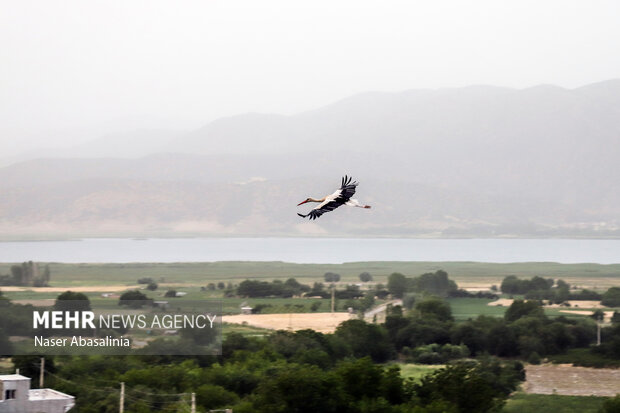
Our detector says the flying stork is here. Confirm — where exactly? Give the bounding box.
[297,175,371,220]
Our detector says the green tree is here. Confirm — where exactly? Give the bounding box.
[602,287,620,307]
[359,291,376,312]
[335,319,394,362]
[253,364,347,413]
[504,300,544,322]
[486,324,519,357]
[54,291,91,311]
[10,265,24,285]
[591,309,605,322]
[414,360,523,413]
[0,327,13,355]
[450,322,486,355]
[359,272,373,282]
[387,273,408,298]
[415,297,453,322]
[137,277,154,284]
[599,394,620,413]
[334,357,382,400]
[146,282,158,291]
[119,290,151,308]
[324,272,341,283]
[402,293,416,310]
[196,384,239,410]
[411,270,457,297]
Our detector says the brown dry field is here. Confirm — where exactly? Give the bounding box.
[490,299,610,309]
[488,298,514,307]
[524,364,620,397]
[0,285,141,292]
[0,283,194,293]
[12,299,56,306]
[222,312,353,333]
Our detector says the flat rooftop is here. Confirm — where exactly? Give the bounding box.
[29,388,75,401]
[0,374,30,381]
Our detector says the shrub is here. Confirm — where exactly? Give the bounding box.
[602,287,620,307]
[599,394,620,413]
[359,272,373,282]
[528,352,541,365]
[137,277,154,284]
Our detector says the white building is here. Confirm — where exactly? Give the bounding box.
[0,374,74,413]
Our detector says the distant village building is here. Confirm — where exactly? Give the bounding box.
[0,374,74,412]
[241,306,253,315]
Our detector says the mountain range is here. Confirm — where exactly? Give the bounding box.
[2,80,619,238]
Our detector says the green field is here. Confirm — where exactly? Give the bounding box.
[447,298,506,320]
[446,298,605,321]
[2,261,619,288]
[397,363,444,382]
[502,393,608,413]
[2,261,618,324]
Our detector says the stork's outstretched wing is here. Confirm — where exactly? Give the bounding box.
[338,175,358,201]
[298,175,358,220]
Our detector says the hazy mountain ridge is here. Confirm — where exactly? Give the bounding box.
[1,80,619,238]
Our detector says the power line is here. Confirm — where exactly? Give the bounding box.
[30,361,197,410]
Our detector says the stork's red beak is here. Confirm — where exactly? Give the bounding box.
[297,200,308,206]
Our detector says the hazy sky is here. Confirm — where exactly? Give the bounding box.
[2,0,620,155]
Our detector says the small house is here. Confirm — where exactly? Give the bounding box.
[0,374,74,412]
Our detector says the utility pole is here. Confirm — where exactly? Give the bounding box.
[597,320,601,346]
[331,284,335,313]
[191,392,196,413]
[119,382,125,413]
[39,357,45,388]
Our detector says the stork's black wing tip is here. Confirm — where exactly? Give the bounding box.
[297,213,306,218]
[342,174,354,188]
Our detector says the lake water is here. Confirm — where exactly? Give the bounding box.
[0,238,618,264]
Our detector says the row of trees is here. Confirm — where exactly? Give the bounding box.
[500,275,555,294]
[237,278,311,298]
[236,277,380,301]
[501,275,620,307]
[385,297,602,364]
[10,322,525,413]
[387,270,458,298]
[0,261,50,287]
